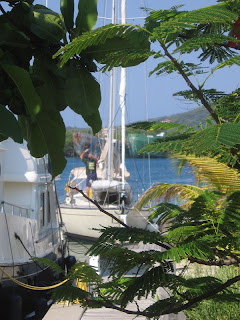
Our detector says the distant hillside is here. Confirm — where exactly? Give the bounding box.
[64,107,211,156]
[152,107,211,128]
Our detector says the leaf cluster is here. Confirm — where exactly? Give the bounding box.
[0,0,104,176]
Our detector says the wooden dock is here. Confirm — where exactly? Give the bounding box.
[44,243,186,320]
[44,299,186,320]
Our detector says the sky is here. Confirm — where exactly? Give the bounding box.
[6,1,240,128]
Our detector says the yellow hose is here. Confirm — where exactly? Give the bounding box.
[0,266,69,290]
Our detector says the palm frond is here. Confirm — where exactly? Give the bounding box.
[134,183,202,211]
[180,156,240,192]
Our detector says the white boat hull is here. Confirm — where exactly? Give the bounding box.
[0,139,66,318]
[61,200,155,240]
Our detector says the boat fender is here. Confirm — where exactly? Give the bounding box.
[57,256,66,271]
[65,196,71,205]
[65,255,76,273]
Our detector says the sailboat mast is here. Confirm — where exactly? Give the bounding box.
[107,0,116,180]
[120,0,126,187]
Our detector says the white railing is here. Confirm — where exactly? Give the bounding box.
[0,201,32,218]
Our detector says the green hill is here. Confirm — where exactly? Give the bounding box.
[152,106,211,128]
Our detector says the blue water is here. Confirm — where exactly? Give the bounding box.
[55,157,195,203]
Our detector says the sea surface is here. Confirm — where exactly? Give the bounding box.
[55,157,195,203]
[55,156,196,261]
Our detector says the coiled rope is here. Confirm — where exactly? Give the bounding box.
[0,266,69,291]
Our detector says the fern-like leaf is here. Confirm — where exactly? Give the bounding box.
[128,120,179,131]
[174,34,236,54]
[53,24,149,67]
[173,89,225,103]
[213,54,240,71]
[98,49,153,72]
[152,3,237,40]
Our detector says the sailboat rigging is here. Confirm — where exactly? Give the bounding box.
[60,0,155,239]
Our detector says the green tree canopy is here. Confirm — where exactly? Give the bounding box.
[0,0,150,176]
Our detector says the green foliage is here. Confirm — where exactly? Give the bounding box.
[76,0,98,35]
[214,88,240,121]
[53,24,150,68]
[60,0,74,33]
[0,0,104,176]
[0,105,22,143]
[184,266,240,320]
[173,89,226,104]
[0,0,151,176]
[3,1,240,318]
[31,257,65,275]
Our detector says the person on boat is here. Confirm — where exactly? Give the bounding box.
[80,143,98,196]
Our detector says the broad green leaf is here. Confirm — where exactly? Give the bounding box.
[81,110,102,135]
[2,64,66,176]
[0,133,7,142]
[60,0,74,33]
[19,110,66,177]
[7,2,34,30]
[65,67,101,132]
[1,64,41,120]
[31,5,65,43]
[32,57,67,111]
[76,0,98,34]
[0,23,30,48]
[0,105,22,143]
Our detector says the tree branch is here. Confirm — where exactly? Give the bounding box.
[160,42,220,124]
[69,186,131,229]
[83,274,240,318]
[188,256,240,266]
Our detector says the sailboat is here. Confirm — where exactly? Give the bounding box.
[0,138,65,318]
[60,0,155,240]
